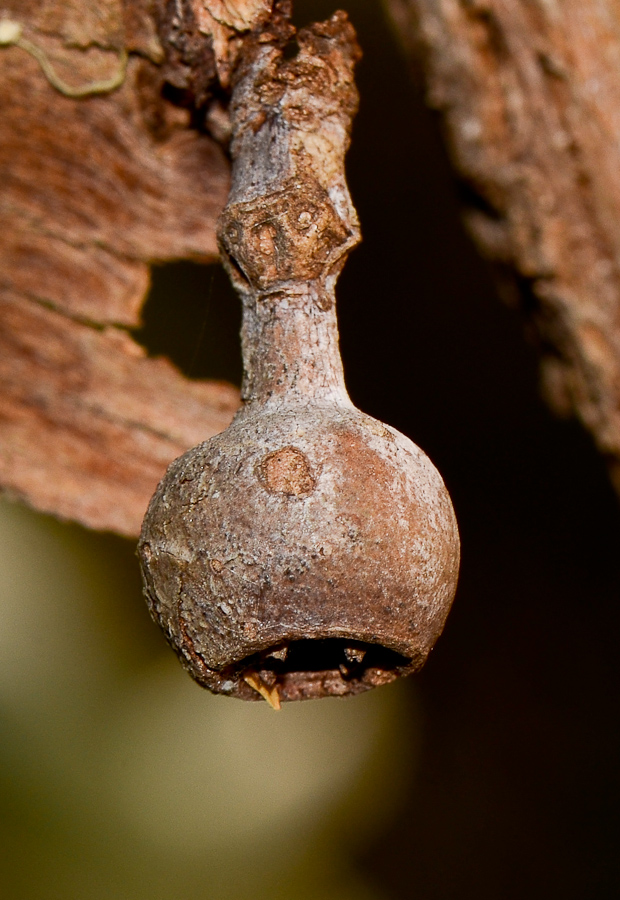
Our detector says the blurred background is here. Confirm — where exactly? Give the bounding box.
[2,1,620,897]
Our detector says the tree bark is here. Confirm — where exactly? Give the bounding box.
[5,0,620,537]
[386,0,620,492]
[0,0,241,536]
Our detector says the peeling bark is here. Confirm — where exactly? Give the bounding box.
[386,0,620,491]
[0,0,239,535]
[6,0,620,536]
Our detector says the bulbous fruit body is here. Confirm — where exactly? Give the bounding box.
[140,404,459,701]
[139,12,460,703]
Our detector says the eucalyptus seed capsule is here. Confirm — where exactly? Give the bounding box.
[139,11,460,704]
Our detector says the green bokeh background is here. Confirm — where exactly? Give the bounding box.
[0,498,414,899]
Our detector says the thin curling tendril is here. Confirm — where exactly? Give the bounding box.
[0,19,128,98]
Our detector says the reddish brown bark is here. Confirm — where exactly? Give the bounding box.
[387,0,620,492]
[5,0,620,537]
[0,0,239,535]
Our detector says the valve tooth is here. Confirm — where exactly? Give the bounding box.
[344,646,366,664]
[244,673,281,710]
[266,645,288,662]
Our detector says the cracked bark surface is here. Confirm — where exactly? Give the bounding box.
[6,0,620,537]
[0,0,240,535]
[386,0,620,492]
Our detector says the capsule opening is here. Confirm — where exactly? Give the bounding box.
[247,638,409,675]
[226,638,412,702]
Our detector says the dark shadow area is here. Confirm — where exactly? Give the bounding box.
[292,2,620,899]
[134,261,242,385]
[240,639,410,678]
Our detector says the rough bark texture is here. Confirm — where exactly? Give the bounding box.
[7,0,620,537]
[386,0,620,492]
[138,11,460,703]
[0,0,240,536]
